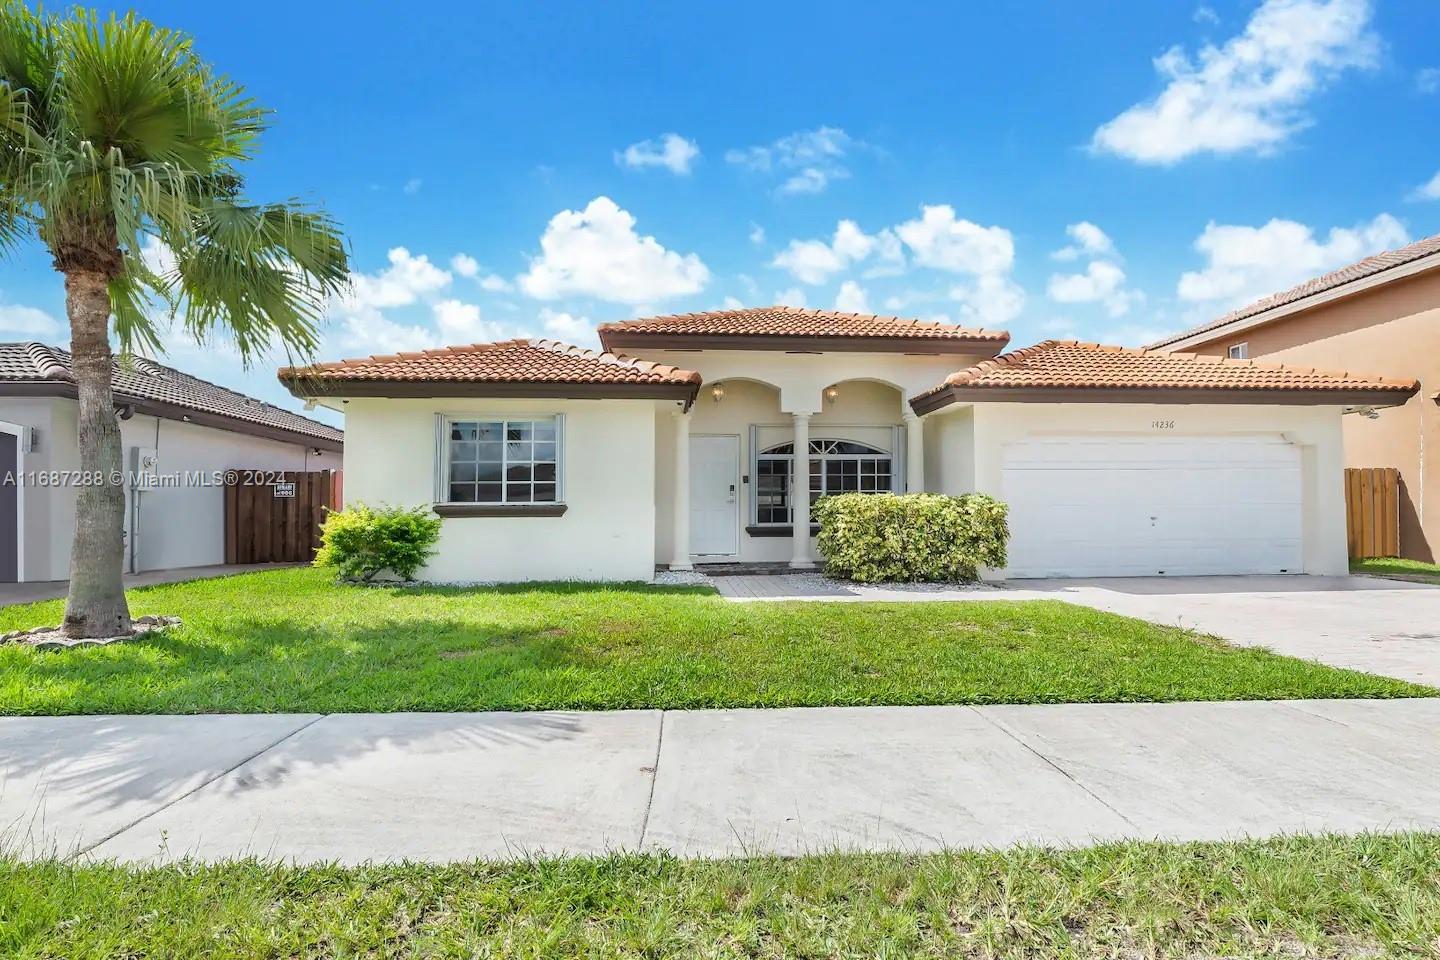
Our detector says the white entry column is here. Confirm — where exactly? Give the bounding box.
[904,411,925,493]
[790,412,812,567]
[671,409,692,571]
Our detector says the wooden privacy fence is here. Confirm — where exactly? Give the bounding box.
[1344,467,1399,559]
[224,469,341,564]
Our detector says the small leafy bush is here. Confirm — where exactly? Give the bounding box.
[314,503,442,582]
[814,493,1009,583]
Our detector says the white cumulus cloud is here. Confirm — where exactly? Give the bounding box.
[726,127,859,196]
[1051,221,1116,261]
[1177,213,1408,308]
[479,274,512,293]
[1092,0,1378,164]
[450,253,479,277]
[1047,223,1143,317]
[1408,170,1440,202]
[949,274,1026,328]
[432,298,498,344]
[615,133,700,175]
[517,196,709,303]
[834,280,870,313]
[772,220,900,285]
[1047,261,1142,317]
[539,308,598,346]
[769,204,1024,325]
[774,287,808,307]
[895,205,1014,276]
[0,302,61,337]
[345,247,451,311]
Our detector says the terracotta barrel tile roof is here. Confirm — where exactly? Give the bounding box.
[597,305,1009,352]
[278,338,701,387]
[912,340,1419,411]
[0,342,342,446]
[1149,231,1440,348]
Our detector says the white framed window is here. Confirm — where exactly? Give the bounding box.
[753,438,893,525]
[1227,342,1249,360]
[437,415,563,505]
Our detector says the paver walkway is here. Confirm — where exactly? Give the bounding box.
[3,699,1437,864]
[715,574,1440,686]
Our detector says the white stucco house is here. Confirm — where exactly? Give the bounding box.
[279,306,1417,583]
[0,342,343,583]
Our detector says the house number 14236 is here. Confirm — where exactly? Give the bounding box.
[1152,419,1176,430]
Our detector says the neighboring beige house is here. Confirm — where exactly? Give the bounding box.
[1150,233,1440,562]
[0,343,343,583]
[281,307,1415,583]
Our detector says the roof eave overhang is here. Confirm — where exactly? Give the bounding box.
[0,381,343,451]
[1150,251,1440,351]
[280,376,702,411]
[909,384,1419,416]
[597,331,1009,356]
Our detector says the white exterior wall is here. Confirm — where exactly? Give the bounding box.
[959,402,1350,578]
[342,396,657,582]
[922,405,974,495]
[0,396,339,581]
[119,414,340,574]
[0,397,64,581]
[640,348,991,566]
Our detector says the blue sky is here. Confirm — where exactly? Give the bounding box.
[2,0,1438,426]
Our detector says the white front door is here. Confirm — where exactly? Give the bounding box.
[1001,434,1304,578]
[690,435,739,556]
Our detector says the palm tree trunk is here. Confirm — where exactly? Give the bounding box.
[61,269,132,639]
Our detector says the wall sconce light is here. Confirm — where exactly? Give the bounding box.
[825,386,839,405]
[711,382,726,403]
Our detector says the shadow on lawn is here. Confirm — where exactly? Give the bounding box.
[0,619,608,823]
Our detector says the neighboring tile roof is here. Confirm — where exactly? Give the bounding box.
[1149,232,1440,348]
[0,342,342,445]
[913,340,1419,407]
[278,338,702,386]
[597,306,1009,346]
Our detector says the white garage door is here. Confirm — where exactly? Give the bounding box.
[1002,435,1303,578]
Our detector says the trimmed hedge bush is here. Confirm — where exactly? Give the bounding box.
[314,503,442,582]
[814,493,1009,583]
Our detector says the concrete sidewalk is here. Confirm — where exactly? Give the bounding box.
[3,699,1437,864]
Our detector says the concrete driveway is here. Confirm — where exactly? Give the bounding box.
[1002,576,1440,687]
[717,574,1440,687]
[3,699,1437,864]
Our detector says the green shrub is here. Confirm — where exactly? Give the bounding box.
[813,492,1009,583]
[314,503,442,582]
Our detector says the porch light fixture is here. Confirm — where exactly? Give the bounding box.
[825,386,839,405]
[711,382,726,403]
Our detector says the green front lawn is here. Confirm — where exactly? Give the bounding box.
[0,567,1427,714]
[4,834,1438,958]
[1352,556,1440,585]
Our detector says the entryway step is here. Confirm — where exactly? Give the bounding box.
[669,562,817,577]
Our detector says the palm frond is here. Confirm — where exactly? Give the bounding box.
[161,198,349,365]
[0,1,349,363]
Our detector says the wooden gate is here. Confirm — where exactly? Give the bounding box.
[1344,467,1399,559]
[224,469,341,564]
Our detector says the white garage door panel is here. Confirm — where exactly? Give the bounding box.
[1003,436,1303,578]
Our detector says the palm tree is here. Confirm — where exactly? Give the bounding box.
[0,3,349,637]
